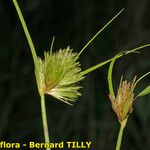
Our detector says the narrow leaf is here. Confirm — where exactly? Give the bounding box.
[81,44,150,76]
[134,71,150,87]
[75,8,125,60]
[107,54,119,97]
[137,85,150,98]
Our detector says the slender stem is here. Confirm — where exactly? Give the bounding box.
[75,8,125,60]
[116,124,125,150]
[41,94,51,150]
[12,1,51,149]
[81,43,150,76]
[12,0,38,68]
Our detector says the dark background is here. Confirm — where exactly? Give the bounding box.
[0,0,150,150]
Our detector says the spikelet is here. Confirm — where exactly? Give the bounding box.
[35,46,84,105]
[109,77,136,124]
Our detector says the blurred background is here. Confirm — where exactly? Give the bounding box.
[0,0,150,149]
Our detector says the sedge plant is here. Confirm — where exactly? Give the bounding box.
[107,54,150,150]
[12,0,150,149]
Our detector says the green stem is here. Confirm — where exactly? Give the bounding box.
[41,94,51,150]
[116,124,125,150]
[12,1,51,148]
[81,43,150,76]
[12,0,38,68]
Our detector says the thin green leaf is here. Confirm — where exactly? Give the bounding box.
[134,71,150,88]
[108,54,119,97]
[75,8,125,60]
[137,85,150,98]
[81,44,150,76]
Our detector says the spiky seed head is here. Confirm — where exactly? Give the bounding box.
[35,46,84,105]
[109,77,136,124]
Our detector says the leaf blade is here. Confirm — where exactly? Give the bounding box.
[137,85,150,98]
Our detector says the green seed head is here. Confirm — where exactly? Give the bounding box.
[35,46,84,105]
